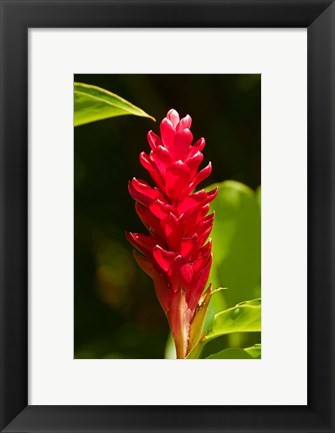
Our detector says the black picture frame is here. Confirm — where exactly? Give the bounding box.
[1,1,334,432]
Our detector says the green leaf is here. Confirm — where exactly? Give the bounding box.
[188,299,261,358]
[204,181,261,331]
[74,82,155,126]
[206,344,261,359]
[245,343,261,358]
[205,299,261,341]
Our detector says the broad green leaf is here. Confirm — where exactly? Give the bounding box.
[205,299,261,342]
[206,343,261,359]
[188,299,261,358]
[245,343,261,358]
[204,181,261,331]
[74,82,155,126]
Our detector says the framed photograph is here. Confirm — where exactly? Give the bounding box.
[1,1,334,432]
[73,73,262,363]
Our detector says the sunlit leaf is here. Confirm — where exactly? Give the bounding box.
[205,299,261,340]
[245,343,261,358]
[188,299,261,358]
[206,343,261,359]
[74,82,155,126]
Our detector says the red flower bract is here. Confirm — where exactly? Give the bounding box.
[126,109,217,358]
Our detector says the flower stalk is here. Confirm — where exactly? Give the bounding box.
[126,109,217,358]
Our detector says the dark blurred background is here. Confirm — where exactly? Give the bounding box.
[74,74,261,359]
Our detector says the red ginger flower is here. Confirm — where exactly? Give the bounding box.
[126,109,217,358]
